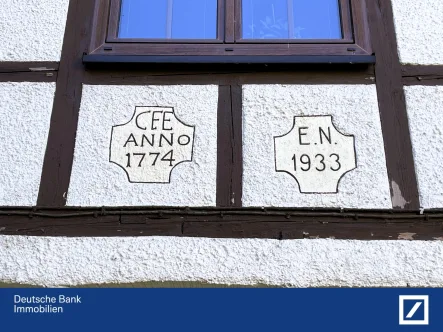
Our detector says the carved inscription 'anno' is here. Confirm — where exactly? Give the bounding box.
[110,106,195,183]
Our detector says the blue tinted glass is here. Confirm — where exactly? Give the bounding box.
[119,0,217,39]
[242,0,342,39]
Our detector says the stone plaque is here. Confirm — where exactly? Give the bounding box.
[110,106,194,183]
[274,115,356,193]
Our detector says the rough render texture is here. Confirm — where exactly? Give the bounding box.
[242,85,392,209]
[0,0,69,61]
[1,236,442,287]
[0,83,55,206]
[391,0,443,65]
[405,86,443,209]
[67,85,218,206]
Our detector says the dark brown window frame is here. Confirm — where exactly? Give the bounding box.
[85,0,374,64]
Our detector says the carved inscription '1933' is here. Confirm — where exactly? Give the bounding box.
[274,115,356,193]
[110,106,195,183]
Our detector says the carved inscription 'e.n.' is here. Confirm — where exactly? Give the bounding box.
[274,115,357,193]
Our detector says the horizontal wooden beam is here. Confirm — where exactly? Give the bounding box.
[0,62,59,72]
[401,65,443,86]
[84,64,375,85]
[0,62,59,82]
[0,208,442,240]
[0,72,58,82]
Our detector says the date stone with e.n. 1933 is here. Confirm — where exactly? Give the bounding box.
[274,115,357,193]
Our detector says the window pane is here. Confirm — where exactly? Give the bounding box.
[119,0,217,39]
[242,0,342,39]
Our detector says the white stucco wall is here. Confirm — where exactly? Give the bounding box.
[242,85,392,209]
[405,86,443,209]
[0,83,55,206]
[67,85,218,206]
[391,0,443,65]
[1,236,442,287]
[0,0,69,61]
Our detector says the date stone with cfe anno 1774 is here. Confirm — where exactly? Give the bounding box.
[110,106,195,183]
[274,115,357,194]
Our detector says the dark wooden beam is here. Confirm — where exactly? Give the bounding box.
[217,86,243,207]
[37,0,95,206]
[0,62,59,72]
[366,0,420,210]
[0,62,59,82]
[0,208,442,240]
[83,64,376,86]
[0,72,58,83]
[402,65,443,86]
[217,86,233,206]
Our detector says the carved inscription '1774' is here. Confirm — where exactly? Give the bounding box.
[274,115,356,193]
[110,106,195,183]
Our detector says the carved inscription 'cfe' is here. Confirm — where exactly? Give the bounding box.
[110,106,195,183]
[274,116,356,193]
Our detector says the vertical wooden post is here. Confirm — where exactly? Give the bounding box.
[217,85,243,207]
[366,0,420,210]
[37,0,95,206]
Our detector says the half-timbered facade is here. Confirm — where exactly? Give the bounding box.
[0,0,442,287]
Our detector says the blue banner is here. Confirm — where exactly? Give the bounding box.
[0,288,441,331]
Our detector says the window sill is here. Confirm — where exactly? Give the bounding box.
[82,54,376,65]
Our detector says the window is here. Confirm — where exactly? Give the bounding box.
[241,0,343,40]
[85,0,373,63]
[118,0,218,39]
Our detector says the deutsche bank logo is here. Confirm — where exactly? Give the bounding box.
[399,295,429,325]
